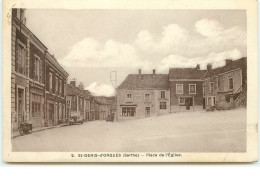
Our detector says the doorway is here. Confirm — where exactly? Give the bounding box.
[145,107,150,117]
[185,97,193,110]
[203,98,206,109]
[17,88,25,122]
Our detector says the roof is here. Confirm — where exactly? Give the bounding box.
[169,68,206,80]
[204,57,247,78]
[66,84,84,96]
[118,74,169,90]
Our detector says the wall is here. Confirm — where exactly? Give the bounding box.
[117,89,170,120]
[204,68,243,108]
[169,80,203,112]
[11,19,30,132]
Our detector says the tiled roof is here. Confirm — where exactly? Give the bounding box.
[169,68,206,80]
[118,74,169,90]
[204,57,247,78]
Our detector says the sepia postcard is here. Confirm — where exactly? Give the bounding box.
[2,0,258,162]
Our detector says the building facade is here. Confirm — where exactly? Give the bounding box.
[11,9,69,132]
[117,69,170,120]
[66,81,85,119]
[203,58,247,109]
[45,52,69,126]
[11,9,48,130]
[169,66,206,112]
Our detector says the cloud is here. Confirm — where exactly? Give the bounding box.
[134,19,246,57]
[60,18,246,77]
[156,48,243,72]
[86,82,115,96]
[195,18,224,37]
[61,38,143,68]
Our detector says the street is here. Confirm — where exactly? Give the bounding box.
[12,108,246,152]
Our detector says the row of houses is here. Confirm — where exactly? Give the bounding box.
[66,80,114,122]
[11,9,115,132]
[117,57,247,120]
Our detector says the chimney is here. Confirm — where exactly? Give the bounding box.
[196,64,200,70]
[70,80,76,87]
[153,69,156,75]
[138,69,141,75]
[207,64,212,71]
[225,59,232,66]
[78,82,84,91]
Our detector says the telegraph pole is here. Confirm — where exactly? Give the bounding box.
[110,71,117,121]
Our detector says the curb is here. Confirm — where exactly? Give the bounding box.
[12,124,68,139]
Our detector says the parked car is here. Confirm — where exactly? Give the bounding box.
[69,111,83,125]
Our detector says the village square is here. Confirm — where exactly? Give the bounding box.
[11,9,247,152]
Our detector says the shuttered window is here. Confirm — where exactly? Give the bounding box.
[15,40,27,75]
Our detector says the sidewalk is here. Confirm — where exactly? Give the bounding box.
[12,123,69,139]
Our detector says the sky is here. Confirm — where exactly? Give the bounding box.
[25,9,246,96]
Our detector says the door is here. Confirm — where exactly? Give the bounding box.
[185,97,193,110]
[48,103,54,126]
[18,88,25,122]
[145,107,150,117]
[203,98,206,109]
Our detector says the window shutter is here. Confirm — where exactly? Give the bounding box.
[46,71,49,91]
[39,60,42,83]
[32,56,36,80]
[25,48,29,76]
[15,41,18,72]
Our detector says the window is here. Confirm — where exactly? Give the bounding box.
[207,97,211,105]
[16,41,28,76]
[209,82,214,93]
[179,97,185,105]
[80,98,83,108]
[55,77,58,94]
[63,104,65,119]
[32,102,41,117]
[59,80,62,95]
[161,91,165,98]
[189,84,196,94]
[229,77,233,90]
[160,102,166,109]
[67,100,71,108]
[31,93,42,117]
[49,73,52,92]
[203,84,206,94]
[145,94,150,101]
[33,55,42,83]
[126,93,132,100]
[122,107,136,117]
[63,83,66,97]
[207,96,215,106]
[59,103,62,120]
[176,84,183,94]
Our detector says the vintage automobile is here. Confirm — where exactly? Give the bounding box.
[69,111,83,125]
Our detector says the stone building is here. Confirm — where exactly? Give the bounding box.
[169,66,206,112]
[117,69,170,120]
[45,52,69,126]
[11,9,48,130]
[66,81,85,119]
[95,96,111,120]
[11,9,69,132]
[203,57,247,109]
